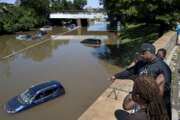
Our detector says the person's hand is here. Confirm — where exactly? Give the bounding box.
[108,75,116,82]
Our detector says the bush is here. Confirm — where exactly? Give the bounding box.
[0,4,39,33]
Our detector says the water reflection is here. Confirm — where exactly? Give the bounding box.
[93,45,110,59]
[88,22,108,31]
[0,36,41,59]
[22,40,69,62]
[92,42,141,67]
[0,36,69,61]
[0,60,11,80]
[0,40,69,82]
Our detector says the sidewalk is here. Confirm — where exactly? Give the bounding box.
[171,46,180,119]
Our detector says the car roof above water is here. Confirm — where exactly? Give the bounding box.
[30,80,62,94]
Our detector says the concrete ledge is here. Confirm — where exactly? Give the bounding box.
[153,31,177,65]
[79,80,133,120]
[153,31,176,52]
[154,31,177,58]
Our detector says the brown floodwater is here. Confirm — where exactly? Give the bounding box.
[0,24,125,120]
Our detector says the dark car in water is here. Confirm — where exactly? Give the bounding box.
[80,38,101,45]
[4,80,65,114]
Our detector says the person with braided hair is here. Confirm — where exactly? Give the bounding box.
[126,75,169,120]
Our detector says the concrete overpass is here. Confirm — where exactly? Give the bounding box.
[50,12,107,19]
[49,11,107,26]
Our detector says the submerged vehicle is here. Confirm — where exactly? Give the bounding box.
[16,35,32,41]
[66,24,76,30]
[80,38,101,45]
[4,80,65,114]
[40,26,52,31]
[34,31,47,39]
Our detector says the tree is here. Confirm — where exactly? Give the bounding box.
[73,0,87,10]
[20,0,50,22]
[0,22,3,33]
[0,3,37,33]
[102,0,180,35]
[21,0,50,26]
[50,0,74,12]
[14,7,36,31]
[50,0,87,12]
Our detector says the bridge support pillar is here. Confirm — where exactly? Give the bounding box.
[77,19,82,27]
[88,19,94,26]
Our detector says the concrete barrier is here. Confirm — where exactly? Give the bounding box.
[153,31,177,64]
[153,31,176,53]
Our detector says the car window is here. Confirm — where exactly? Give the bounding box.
[34,92,44,100]
[20,89,34,103]
[34,87,58,101]
[44,87,58,96]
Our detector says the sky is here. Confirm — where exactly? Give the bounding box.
[0,0,102,8]
[86,0,102,8]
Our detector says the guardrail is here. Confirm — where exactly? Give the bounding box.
[50,10,106,14]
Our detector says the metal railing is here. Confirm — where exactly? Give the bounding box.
[51,10,106,14]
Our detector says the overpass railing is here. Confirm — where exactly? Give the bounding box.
[51,10,106,14]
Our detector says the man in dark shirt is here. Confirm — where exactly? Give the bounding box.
[110,43,172,119]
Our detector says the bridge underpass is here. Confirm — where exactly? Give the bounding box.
[49,11,107,27]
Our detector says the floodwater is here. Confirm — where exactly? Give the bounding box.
[0,23,125,120]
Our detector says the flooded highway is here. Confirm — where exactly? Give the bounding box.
[0,23,126,120]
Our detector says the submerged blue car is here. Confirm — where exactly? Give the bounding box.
[4,80,65,114]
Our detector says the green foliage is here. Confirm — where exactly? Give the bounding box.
[50,0,74,12]
[13,7,36,31]
[0,4,37,34]
[73,0,87,10]
[20,0,50,16]
[106,24,159,67]
[15,15,35,31]
[20,0,50,26]
[102,0,180,34]
[0,0,88,34]
[50,0,87,12]
[0,22,3,32]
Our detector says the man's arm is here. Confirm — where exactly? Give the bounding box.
[114,70,134,79]
[110,65,138,81]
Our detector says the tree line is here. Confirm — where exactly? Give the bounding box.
[0,0,87,34]
[101,0,180,36]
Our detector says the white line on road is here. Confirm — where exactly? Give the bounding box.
[1,27,81,60]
